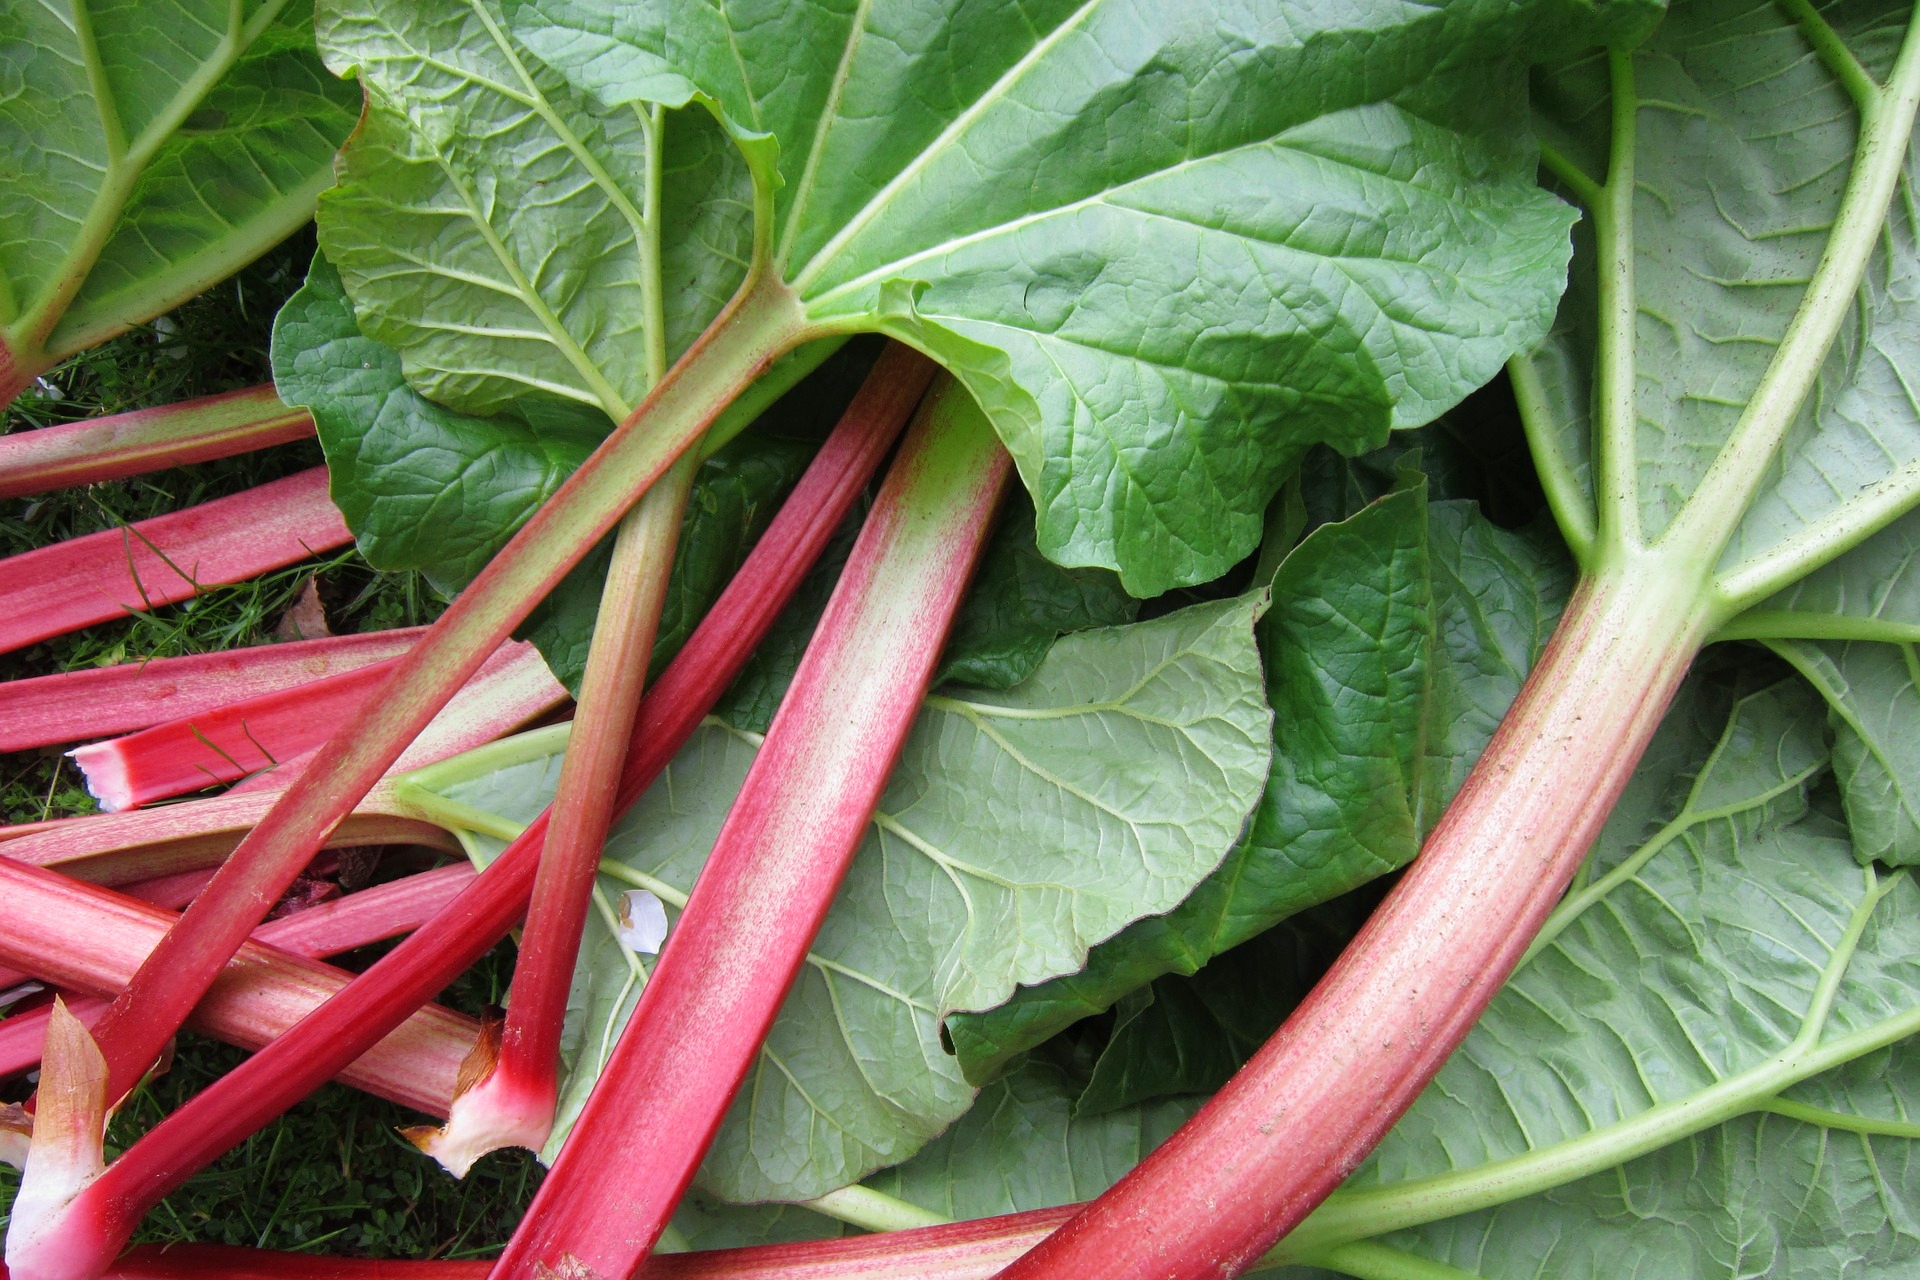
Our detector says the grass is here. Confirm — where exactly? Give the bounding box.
[0,231,545,1256]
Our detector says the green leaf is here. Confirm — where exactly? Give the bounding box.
[0,0,356,371]
[935,489,1138,690]
[312,0,755,420]
[864,1058,1200,1219]
[508,0,1636,595]
[1524,0,1920,593]
[1073,898,1367,1116]
[272,252,600,594]
[1771,639,1920,867]
[417,595,1272,1199]
[947,487,1572,1083]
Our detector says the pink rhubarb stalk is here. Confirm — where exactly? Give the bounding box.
[0,467,352,656]
[492,376,1010,1279]
[0,864,477,1083]
[0,857,480,1116]
[10,336,922,1276]
[0,784,459,890]
[59,273,806,1132]
[71,638,566,810]
[0,629,421,754]
[0,386,313,501]
[409,459,701,1175]
[416,343,936,1175]
[10,1209,1071,1280]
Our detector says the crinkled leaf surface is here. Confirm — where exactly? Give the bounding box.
[1772,639,1920,867]
[949,488,1571,1082]
[420,596,1270,1199]
[0,0,355,365]
[1525,0,1920,583]
[505,0,1640,595]
[313,0,757,420]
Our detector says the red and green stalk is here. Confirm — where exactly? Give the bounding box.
[0,337,922,1277]
[0,863,478,1083]
[411,454,702,1174]
[0,386,313,501]
[490,375,1009,1279]
[0,466,353,656]
[69,638,566,811]
[0,629,422,755]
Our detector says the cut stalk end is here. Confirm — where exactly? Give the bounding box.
[66,744,135,814]
[3,1001,115,1280]
[399,1015,555,1177]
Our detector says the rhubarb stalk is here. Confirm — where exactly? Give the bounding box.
[993,16,1920,1279]
[70,638,566,811]
[490,376,1010,1279]
[0,338,924,1277]
[0,864,478,1083]
[0,467,353,656]
[0,857,478,1115]
[0,386,313,500]
[410,454,701,1174]
[0,630,421,755]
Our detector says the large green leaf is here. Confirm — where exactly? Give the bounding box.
[1524,0,1920,588]
[416,595,1271,1200]
[0,0,356,375]
[312,0,756,421]
[948,487,1572,1082]
[503,0,1643,595]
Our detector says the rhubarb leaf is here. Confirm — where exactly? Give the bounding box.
[1524,0,1920,587]
[0,0,357,378]
[312,0,756,420]
[864,1059,1199,1219]
[947,490,1572,1083]
[422,595,1271,1199]
[1770,640,1920,867]
[273,253,599,594]
[935,491,1139,691]
[507,0,1634,596]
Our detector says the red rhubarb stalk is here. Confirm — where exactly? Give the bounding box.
[66,272,807,1125]
[0,858,479,1116]
[71,638,566,810]
[0,864,478,1082]
[0,386,314,500]
[492,376,1010,1279]
[0,784,460,890]
[0,630,421,755]
[7,336,920,1275]
[416,344,935,1175]
[410,458,701,1174]
[0,467,352,656]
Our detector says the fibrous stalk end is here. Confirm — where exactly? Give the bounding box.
[400,1015,554,1177]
